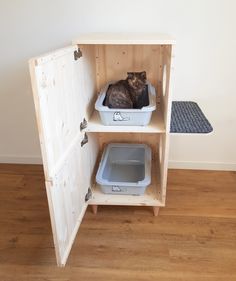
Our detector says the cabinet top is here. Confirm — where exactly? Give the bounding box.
[74,32,175,45]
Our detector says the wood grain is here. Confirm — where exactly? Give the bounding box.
[29,38,175,265]
[95,44,163,90]
[29,45,99,265]
[0,164,236,280]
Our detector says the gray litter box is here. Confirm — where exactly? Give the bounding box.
[96,143,151,195]
[95,81,156,126]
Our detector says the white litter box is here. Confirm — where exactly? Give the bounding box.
[95,81,156,126]
[96,143,152,195]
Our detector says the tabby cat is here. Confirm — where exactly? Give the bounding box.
[104,71,147,109]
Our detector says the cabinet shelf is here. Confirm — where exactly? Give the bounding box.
[89,159,164,207]
[85,109,165,134]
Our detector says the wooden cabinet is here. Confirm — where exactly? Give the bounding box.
[29,33,175,266]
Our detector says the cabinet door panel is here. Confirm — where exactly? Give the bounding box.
[46,142,91,265]
[29,46,97,266]
[30,46,84,177]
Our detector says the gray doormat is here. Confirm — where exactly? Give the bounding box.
[170,101,213,134]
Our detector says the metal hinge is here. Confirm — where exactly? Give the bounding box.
[85,187,92,202]
[74,48,82,60]
[80,118,87,131]
[81,133,88,147]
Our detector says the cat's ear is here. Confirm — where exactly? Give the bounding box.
[127,72,134,79]
[140,71,147,80]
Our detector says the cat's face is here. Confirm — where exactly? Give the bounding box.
[127,71,147,94]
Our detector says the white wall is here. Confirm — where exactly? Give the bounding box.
[0,0,235,170]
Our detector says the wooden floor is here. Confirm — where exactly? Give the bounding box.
[0,165,236,281]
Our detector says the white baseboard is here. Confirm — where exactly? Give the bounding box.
[0,155,42,164]
[169,160,236,171]
[1,155,235,171]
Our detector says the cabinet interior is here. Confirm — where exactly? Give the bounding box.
[78,44,172,130]
[87,131,166,206]
[75,43,172,206]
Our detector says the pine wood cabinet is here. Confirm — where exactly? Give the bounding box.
[29,33,175,266]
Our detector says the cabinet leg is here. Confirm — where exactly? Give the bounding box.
[153,207,160,217]
[91,205,98,215]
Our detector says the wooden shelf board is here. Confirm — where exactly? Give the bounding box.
[85,110,165,134]
[89,159,164,207]
[74,32,176,45]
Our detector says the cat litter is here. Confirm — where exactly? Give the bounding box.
[95,81,156,126]
[96,143,151,195]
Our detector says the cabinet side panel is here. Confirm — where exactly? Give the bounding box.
[159,133,170,204]
[159,45,174,204]
[161,45,174,132]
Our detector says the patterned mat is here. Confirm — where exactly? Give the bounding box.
[170,101,213,133]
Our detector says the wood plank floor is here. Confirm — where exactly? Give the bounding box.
[0,164,236,281]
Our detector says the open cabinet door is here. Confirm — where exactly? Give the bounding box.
[29,45,98,266]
